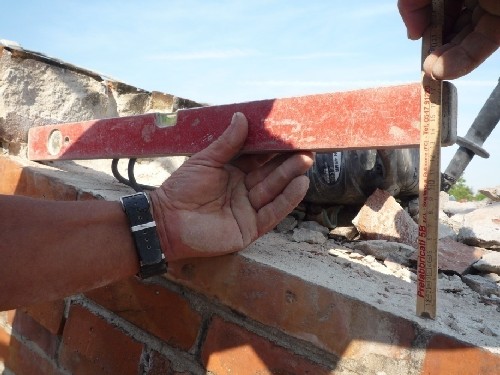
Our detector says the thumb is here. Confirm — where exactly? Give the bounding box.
[192,112,248,166]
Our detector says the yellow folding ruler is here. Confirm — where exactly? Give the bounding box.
[416,0,444,319]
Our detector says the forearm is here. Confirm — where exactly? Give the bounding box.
[0,195,139,310]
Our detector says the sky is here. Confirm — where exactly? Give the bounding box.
[1,0,499,192]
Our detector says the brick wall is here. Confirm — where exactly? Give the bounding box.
[1,154,500,375]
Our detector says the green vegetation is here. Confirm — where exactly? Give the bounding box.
[448,177,486,202]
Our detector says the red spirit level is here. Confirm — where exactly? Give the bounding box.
[27,82,456,161]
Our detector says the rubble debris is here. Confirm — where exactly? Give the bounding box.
[435,237,485,275]
[352,189,418,248]
[327,247,351,257]
[348,251,365,260]
[291,228,327,244]
[472,251,500,275]
[439,190,451,210]
[439,274,465,294]
[442,200,480,216]
[479,185,500,202]
[351,189,486,275]
[480,295,500,310]
[305,205,344,229]
[276,216,298,233]
[329,226,358,241]
[383,257,406,273]
[438,219,458,241]
[458,203,500,249]
[483,273,500,283]
[351,240,415,265]
[462,274,500,297]
[298,220,330,236]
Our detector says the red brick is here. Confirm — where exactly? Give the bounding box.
[60,304,143,375]
[0,156,23,194]
[0,326,11,362]
[352,189,418,248]
[10,309,60,358]
[438,238,484,274]
[22,299,66,335]
[86,277,201,351]
[0,156,78,200]
[421,334,500,375]
[168,254,416,360]
[201,316,331,374]
[25,170,78,200]
[4,335,63,375]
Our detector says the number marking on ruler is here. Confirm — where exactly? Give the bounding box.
[416,0,444,319]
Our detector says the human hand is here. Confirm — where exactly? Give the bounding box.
[398,0,499,79]
[149,112,314,261]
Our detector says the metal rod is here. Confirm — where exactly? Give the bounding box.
[442,78,500,192]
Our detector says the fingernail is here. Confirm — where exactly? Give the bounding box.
[231,112,242,123]
[407,30,420,41]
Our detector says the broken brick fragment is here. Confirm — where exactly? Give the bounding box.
[352,189,418,248]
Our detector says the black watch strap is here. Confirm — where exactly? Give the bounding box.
[120,192,167,279]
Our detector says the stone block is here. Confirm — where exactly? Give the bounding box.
[352,189,418,248]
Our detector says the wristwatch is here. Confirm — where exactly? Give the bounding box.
[120,192,167,278]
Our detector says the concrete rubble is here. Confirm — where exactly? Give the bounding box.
[284,188,500,303]
[270,187,500,353]
[480,185,500,202]
[351,189,418,248]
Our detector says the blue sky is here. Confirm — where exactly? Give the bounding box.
[2,0,498,191]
